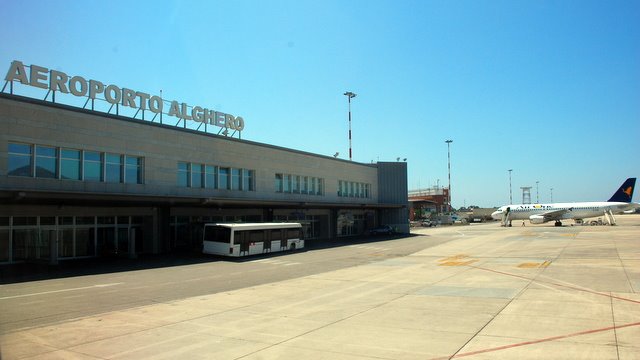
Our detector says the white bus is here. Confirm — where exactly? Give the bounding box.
[202,223,304,257]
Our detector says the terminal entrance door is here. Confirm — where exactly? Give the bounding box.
[117,227,129,255]
[97,227,115,256]
[97,225,131,256]
[96,217,133,256]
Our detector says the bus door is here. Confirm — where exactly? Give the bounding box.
[278,229,289,250]
[270,229,280,252]
[237,231,250,255]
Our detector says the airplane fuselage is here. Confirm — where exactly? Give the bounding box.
[491,202,634,223]
[491,178,638,226]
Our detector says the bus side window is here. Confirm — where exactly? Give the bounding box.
[250,230,264,243]
[234,230,244,244]
[287,228,302,239]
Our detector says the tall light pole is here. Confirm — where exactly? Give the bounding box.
[344,91,356,161]
[445,139,453,212]
[550,188,553,202]
[536,181,539,203]
[508,169,513,204]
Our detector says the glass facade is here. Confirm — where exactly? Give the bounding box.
[0,215,146,263]
[7,142,143,184]
[191,164,203,188]
[8,143,32,177]
[275,173,324,196]
[338,180,372,199]
[231,168,241,190]
[205,165,217,188]
[125,156,143,184]
[35,145,57,178]
[178,162,190,187]
[177,162,254,192]
[283,174,291,193]
[83,151,102,181]
[105,153,123,183]
[243,169,254,191]
[219,167,229,190]
[61,149,81,180]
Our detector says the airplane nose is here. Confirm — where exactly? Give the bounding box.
[491,211,501,219]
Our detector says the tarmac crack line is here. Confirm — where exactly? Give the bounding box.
[429,321,640,360]
[433,262,640,359]
[469,265,640,305]
[232,292,411,360]
[440,268,537,360]
[610,293,621,360]
[613,236,635,295]
[434,261,640,359]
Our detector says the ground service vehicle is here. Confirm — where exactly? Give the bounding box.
[203,223,304,257]
[369,225,394,235]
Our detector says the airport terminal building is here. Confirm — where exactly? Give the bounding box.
[0,61,408,264]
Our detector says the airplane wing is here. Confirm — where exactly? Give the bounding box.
[536,208,573,222]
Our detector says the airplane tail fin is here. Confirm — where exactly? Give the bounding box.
[607,178,636,203]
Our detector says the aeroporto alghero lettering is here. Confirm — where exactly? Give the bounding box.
[4,60,244,131]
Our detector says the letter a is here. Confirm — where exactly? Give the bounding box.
[5,60,29,84]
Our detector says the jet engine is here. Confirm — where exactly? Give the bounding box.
[529,215,546,224]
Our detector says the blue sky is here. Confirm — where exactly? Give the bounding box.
[2,0,638,207]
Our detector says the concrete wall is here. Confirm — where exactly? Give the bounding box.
[377,162,409,233]
[0,96,381,204]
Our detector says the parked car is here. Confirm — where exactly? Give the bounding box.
[369,225,394,235]
[421,220,435,227]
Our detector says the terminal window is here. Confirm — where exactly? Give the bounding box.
[7,143,32,177]
[177,162,254,191]
[7,143,144,184]
[7,142,143,184]
[275,173,324,196]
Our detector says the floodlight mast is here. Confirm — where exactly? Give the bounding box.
[445,139,453,212]
[344,91,356,161]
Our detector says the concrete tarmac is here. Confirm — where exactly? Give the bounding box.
[2,215,640,359]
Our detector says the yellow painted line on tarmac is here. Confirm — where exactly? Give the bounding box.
[438,254,477,266]
[439,254,469,261]
[440,260,478,266]
[517,260,551,268]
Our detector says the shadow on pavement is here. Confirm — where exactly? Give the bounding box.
[0,233,416,284]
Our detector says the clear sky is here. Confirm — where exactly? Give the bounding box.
[2,0,639,208]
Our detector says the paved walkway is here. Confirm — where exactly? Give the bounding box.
[2,216,640,359]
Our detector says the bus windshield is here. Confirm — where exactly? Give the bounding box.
[203,226,231,244]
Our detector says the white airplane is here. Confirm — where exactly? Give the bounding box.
[491,178,639,227]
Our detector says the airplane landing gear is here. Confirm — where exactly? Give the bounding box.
[554,220,562,227]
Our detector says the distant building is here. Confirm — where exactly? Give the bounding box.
[408,187,450,220]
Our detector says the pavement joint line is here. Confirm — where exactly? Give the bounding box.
[614,236,636,304]
[610,292,621,359]
[0,283,123,300]
[443,262,537,360]
[233,291,411,360]
[469,264,640,305]
[428,321,640,360]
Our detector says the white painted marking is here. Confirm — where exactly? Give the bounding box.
[0,283,123,300]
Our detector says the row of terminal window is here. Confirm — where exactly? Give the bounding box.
[178,162,255,191]
[7,142,369,198]
[7,142,143,184]
[274,173,324,195]
[338,180,371,198]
